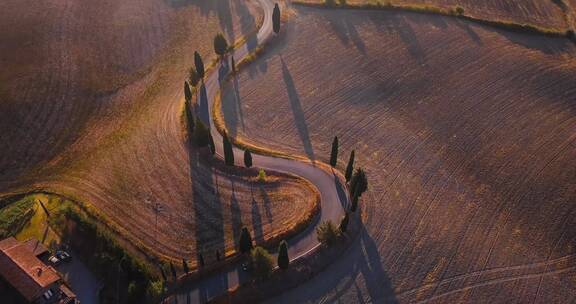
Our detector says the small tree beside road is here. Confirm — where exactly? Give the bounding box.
[330,136,339,167]
[194,51,205,79]
[251,246,274,280]
[345,150,355,182]
[244,150,252,168]
[214,33,229,58]
[277,240,289,270]
[239,227,253,254]
[316,220,340,246]
[272,3,281,34]
[223,132,234,166]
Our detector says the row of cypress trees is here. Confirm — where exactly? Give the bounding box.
[330,135,369,213]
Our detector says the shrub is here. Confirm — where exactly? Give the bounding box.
[251,246,274,280]
[146,280,164,299]
[258,169,267,182]
[277,240,289,270]
[316,220,340,246]
[454,6,464,15]
[325,0,336,6]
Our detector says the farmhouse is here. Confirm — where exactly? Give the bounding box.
[0,237,78,304]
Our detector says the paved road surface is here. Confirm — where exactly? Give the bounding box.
[172,0,348,303]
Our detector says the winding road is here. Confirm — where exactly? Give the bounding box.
[173,0,348,302]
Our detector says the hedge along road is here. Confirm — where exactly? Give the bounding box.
[172,0,348,302]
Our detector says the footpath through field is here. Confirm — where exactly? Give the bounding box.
[171,0,348,302]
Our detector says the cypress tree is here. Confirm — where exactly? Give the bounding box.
[189,67,200,87]
[355,168,368,197]
[350,188,359,212]
[239,227,253,254]
[214,33,229,57]
[339,212,350,232]
[223,132,234,166]
[159,266,167,282]
[350,168,368,197]
[198,253,205,267]
[184,81,192,103]
[231,56,236,73]
[345,150,355,182]
[272,3,281,34]
[194,51,205,79]
[182,259,189,274]
[244,150,252,168]
[185,102,195,134]
[208,132,215,155]
[330,136,339,167]
[170,262,177,280]
[277,240,289,270]
[216,250,221,261]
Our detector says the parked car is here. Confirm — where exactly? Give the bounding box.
[48,255,61,265]
[56,251,72,262]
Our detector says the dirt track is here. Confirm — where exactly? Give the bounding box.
[0,0,318,262]
[221,5,576,303]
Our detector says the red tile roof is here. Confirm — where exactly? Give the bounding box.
[0,237,60,302]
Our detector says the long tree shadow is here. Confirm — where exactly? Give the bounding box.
[166,0,235,44]
[230,181,242,247]
[280,57,315,160]
[333,172,349,210]
[221,75,245,138]
[251,197,264,243]
[188,137,225,268]
[258,185,273,223]
[196,84,210,127]
[358,226,398,303]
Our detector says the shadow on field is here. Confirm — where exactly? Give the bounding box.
[333,172,349,210]
[166,0,236,43]
[187,131,226,274]
[230,181,242,246]
[222,75,245,138]
[197,84,210,127]
[279,225,398,303]
[280,57,315,161]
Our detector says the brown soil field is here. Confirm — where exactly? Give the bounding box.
[295,0,571,31]
[0,0,318,263]
[221,6,576,303]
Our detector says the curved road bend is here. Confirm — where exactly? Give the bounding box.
[172,0,348,303]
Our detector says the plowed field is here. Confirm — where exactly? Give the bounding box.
[0,0,317,262]
[221,6,576,303]
[296,0,572,31]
